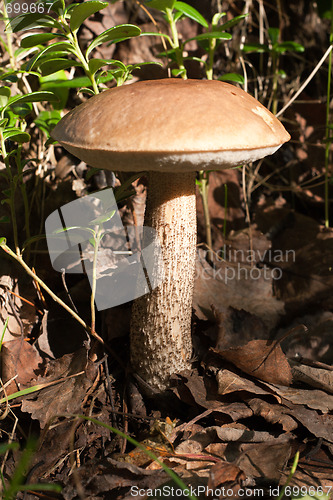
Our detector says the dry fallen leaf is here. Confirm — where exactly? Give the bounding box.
[62,457,168,500]
[216,369,274,397]
[290,358,333,394]
[247,398,298,432]
[262,382,333,413]
[207,461,245,495]
[236,441,292,482]
[215,339,292,386]
[194,246,285,330]
[282,399,333,443]
[21,347,96,428]
[0,339,43,394]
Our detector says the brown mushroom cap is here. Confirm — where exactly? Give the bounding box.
[52,79,290,172]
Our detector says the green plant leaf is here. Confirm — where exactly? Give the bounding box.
[0,87,11,108]
[218,14,247,31]
[0,237,7,246]
[185,31,231,44]
[78,87,96,95]
[219,72,245,84]
[144,0,176,12]
[183,55,203,63]
[157,48,177,61]
[0,216,10,223]
[0,69,40,82]
[3,128,31,143]
[129,61,163,70]
[10,101,33,117]
[0,72,18,83]
[96,69,119,84]
[90,210,116,225]
[26,41,77,71]
[242,43,268,53]
[86,24,141,57]
[39,58,81,76]
[65,2,80,14]
[39,69,70,109]
[3,109,17,128]
[173,10,183,22]
[34,110,62,134]
[171,67,186,77]
[0,118,8,129]
[212,12,225,27]
[141,31,172,41]
[36,73,114,89]
[2,188,11,197]
[70,1,108,32]
[45,136,58,146]
[7,91,58,109]
[174,1,208,28]
[275,41,305,53]
[114,188,135,203]
[88,58,126,75]
[0,442,19,454]
[31,51,71,71]
[20,32,62,48]
[48,0,66,15]
[9,13,59,32]
[268,27,280,45]
[53,225,95,237]
[22,234,46,252]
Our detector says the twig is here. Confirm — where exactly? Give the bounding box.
[276,44,333,117]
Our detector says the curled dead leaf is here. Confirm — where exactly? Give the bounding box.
[214,339,292,386]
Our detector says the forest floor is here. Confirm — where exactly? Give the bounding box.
[0,1,333,498]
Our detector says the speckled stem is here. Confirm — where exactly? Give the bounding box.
[130,171,197,390]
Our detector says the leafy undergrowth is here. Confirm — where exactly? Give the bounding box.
[1,0,333,498]
[1,300,333,498]
[1,207,333,497]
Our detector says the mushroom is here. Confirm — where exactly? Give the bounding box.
[52,79,290,390]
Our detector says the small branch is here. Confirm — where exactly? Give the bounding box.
[1,244,89,331]
[276,44,333,118]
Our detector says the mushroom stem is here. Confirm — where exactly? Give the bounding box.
[130,171,197,390]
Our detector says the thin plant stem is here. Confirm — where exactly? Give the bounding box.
[0,244,89,331]
[69,32,99,94]
[0,318,9,351]
[276,44,333,118]
[165,7,187,79]
[16,145,31,261]
[276,451,300,500]
[324,0,333,228]
[3,3,16,70]
[223,183,228,241]
[206,37,216,80]
[90,231,102,334]
[0,135,20,255]
[201,47,214,261]
[200,173,213,261]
